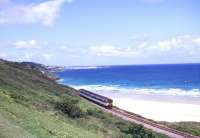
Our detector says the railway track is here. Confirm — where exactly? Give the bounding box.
[104,107,200,138]
[78,89,200,138]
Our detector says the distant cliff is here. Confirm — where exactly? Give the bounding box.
[21,62,62,81]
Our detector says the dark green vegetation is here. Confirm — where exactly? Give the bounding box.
[21,62,59,80]
[0,59,167,138]
[161,122,200,137]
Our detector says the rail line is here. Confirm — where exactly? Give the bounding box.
[78,90,200,138]
[103,106,200,138]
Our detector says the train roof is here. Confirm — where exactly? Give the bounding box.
[79,89,113,102]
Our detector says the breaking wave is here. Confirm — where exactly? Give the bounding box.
[72,84,200,97]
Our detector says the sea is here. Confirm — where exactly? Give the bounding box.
[56,64,200,97]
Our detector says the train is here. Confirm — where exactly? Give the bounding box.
[79,89,113,108]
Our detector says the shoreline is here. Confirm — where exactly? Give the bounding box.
[92,90,200,122]
[60,83,200,122]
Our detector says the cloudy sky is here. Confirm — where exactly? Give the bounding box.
[0,0,200,66]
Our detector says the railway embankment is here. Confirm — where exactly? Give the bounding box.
[78,89,200,138]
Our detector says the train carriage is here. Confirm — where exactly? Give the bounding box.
[79,89,113,108]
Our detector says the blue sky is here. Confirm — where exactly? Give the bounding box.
[0,0,200,66]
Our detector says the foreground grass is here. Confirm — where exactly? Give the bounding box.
[0,95,102,138]
[161,122,200,137]
[0,60,167,138]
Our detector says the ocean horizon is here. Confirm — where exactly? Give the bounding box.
[57,63,200,98]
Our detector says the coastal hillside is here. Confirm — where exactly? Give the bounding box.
[20,62,60,80]
[0,59,167,138]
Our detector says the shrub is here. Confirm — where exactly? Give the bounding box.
[86,108,105,119]
[121,124,155,138]
[55,96,85,118]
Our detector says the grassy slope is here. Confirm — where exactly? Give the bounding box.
[0,60,167,138]
[161,122,200,137]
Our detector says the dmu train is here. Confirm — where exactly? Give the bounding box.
[79,89,113,108]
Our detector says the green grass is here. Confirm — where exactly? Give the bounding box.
[0,99,102,138]
[161,121,200,137]
[0,60,168,138]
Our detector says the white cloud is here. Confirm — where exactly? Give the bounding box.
[89,35,200,60]
[90,45,138,57]
[13,40,41,49]
[0,0,71,26]
[194,37,200,45]
[1,34,200,65]
[150,35,200,55]
[90,45,120,56]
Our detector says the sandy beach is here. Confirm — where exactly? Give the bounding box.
[113,98,200,122]
[93,90,200,122]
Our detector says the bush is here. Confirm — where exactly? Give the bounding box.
[86,108,105,119]
[55,96,85,118]
[120,124,155,138]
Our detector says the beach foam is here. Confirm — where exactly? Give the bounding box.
[73,85,200,97]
